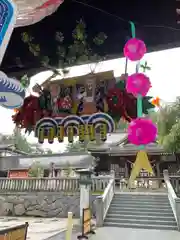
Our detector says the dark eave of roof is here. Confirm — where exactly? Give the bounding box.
[6,41,180,79]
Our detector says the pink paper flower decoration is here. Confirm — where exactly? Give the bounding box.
[124,38,146,61]
[128,118,157,145]
[126,73,151,97]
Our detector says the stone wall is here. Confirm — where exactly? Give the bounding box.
[0,192,97,218]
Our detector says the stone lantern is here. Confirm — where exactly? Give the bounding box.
[76,168,93,223]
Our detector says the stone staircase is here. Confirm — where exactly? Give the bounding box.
[104,193,178,230]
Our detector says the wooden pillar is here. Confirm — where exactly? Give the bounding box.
[124,159,129,178]
[154,158,161,189]
[107,155,111,172]
[48,162,55,178]
[156,161,160,177]
[176,154,180,171]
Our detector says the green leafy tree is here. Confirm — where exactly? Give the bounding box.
[21,19,107,76]
[65,140,87,152]
[28,161,44,177]
[152,98,180,152]
[0,128,52,154]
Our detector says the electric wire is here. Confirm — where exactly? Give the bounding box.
[72,0,180,32]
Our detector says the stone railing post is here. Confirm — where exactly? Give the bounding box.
[95,196,104,227]
[163,169,169,181]
[110,170,115,192]
[110,170,115,178]
[175,198,180,231]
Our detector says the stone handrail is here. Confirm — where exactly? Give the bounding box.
[163,170,179,226]
[95,171,115,227]
[167,175,180,193]
[0,177,110,192]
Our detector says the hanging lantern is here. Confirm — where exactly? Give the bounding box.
[128,118,157,145]
[126,73,151,97]
[14,0,64,27]
[124,38,146,61]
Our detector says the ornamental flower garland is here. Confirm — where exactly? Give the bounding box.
[128,118,157,145]
[124,38,146,61]
[123,21,157,184]
[126,73,151,97]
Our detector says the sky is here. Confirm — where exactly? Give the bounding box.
[0,47,179,152]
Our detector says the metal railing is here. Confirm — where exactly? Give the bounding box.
[0,177,110,192]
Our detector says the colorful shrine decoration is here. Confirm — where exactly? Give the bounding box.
[0,1,27,110]
[34,113,115,143]
[14,0,64,27]
[0,72,25,109]
[0,0,17,64]
[125,22,157,184]
[12,71,116,142]
[106,77,155,122]
[12,66,156,143]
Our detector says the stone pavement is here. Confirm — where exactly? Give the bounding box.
[1,217,180,240]
[90,227,180,240]
[44,226,180,240]
[0,217,79,240]
[46,230,79,240]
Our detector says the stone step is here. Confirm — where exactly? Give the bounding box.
[115,193,168,196]
[111,201,170,206]
[110,203,171,209]
[108,207,173,214]
[112,198,170,203]
[109,205,172,211]
[103,221,177,231]
[104,193,177,231]
[112,199,170,204]
[106,213,175,221]
[105,217,177,226]
[114,195,169,200]
[112,198,170,204]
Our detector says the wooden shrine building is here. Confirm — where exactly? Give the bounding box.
[88,131,178,179]
[0,131,178,179]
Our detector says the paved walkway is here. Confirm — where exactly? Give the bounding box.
[90,227,180,240]
[46,230,79,240]
[1,217,180,240]
[0,217,79,240]
[46,227,180,240]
